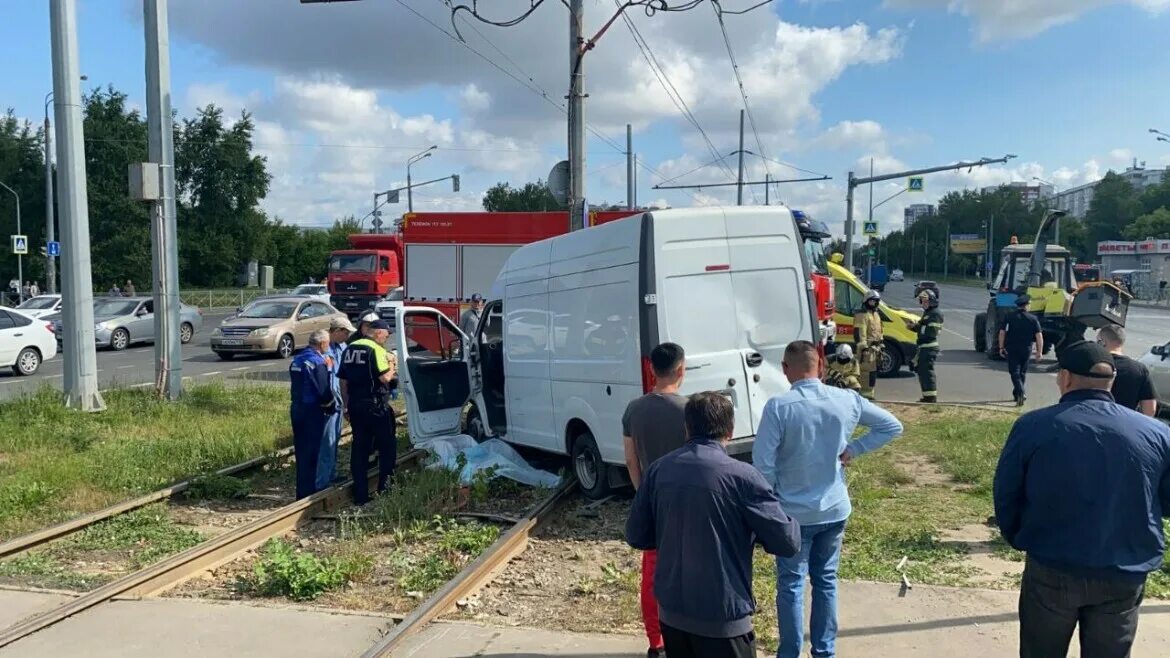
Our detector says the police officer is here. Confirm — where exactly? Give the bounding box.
[289,330,337,499]
[316,316,355,490]
[853,291,884,400]
[998,295,1043,407]
[338,319,398,506]
[905,290,943,403]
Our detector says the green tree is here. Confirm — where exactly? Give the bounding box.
[1123,208,1170,240]
[0,109,48,287]
[1139,170,1170,215]
[482,180,563,212]
[1082,171,1142,247]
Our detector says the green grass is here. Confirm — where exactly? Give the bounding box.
[0,382,290,539]
[183,473,253,501]
[244,538,373,601]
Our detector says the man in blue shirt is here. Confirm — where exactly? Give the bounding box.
[753,340,903,658]
[315,316,354,491]
[289,329,337,500]
[994,340,1170,658]
[627,391,800,658]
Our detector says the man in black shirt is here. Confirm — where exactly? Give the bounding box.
[338,320,398,504]
[998,295,1044,407]
[1097,325,1158,416]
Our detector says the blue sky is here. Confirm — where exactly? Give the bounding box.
[2,0,1169,234]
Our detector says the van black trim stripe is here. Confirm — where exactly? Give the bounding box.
[638,213,659,355]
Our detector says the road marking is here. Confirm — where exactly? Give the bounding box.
[943,326,973,342]
[231,366,249,371]
[203,371,222,377]
[117,365,135,370]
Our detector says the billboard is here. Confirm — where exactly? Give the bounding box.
[950,233,987,254]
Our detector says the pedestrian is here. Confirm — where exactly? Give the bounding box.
[316,316,356,491]
[824,343,861,393]
[28,281,39,297]
[753,340,903,658]
[339,319,398,505]
[621,342,689,658]
[853,291,883,400]
[288,329,336,500]
[998,295,1044,407]
[904,289,943,403]
[627,391,801,658]
[108,283,122,297]
[994,340,1170,658]
[21,282,30,300]
[460,293,485,337]
[1097,324,1158,417]
[1159,279,1167,303]
[124,279,136,296]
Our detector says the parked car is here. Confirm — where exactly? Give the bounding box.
[913,280,940,300]
[373,286,405,327]
[50,297,203,350]
[14,294,63,319]
[211,296,347,360]
[0,308,57,376]
[1139,340,1170,417]
[288,283,330,303]
[890,269,904,282]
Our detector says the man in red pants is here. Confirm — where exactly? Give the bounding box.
[622,343,688,657]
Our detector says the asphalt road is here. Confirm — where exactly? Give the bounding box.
[873,280,1170,410]
[0,312,293,400]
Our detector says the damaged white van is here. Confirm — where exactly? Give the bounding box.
[393,207,820,498]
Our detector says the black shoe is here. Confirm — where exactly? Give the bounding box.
[918,396,937,404]
[647,649,666,658]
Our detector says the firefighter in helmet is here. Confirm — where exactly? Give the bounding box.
[853,290,884,400]
[905,289,943,403]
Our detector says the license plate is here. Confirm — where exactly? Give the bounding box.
[221,339,244,346]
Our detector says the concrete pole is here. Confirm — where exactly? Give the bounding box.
[43,106,57,295]
[626,124,634,210]
[845,172,855,269]
[0,182,21,304]
[145,0,183,399]
[736,109,745,206]
[867,158,874,284]
[50,0,104,411]
[944,220,950,280]
[406,168,413,213]
[764,174,770,205]
[568,0,586,229]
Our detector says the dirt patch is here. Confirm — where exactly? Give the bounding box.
[896,454,957,489]
[937,524,1023,588]
[884,403,1017,427]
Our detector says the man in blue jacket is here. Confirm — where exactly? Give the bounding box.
[753,340,903,658]
[289,329,337,500]
[627,391,800,658]
[994,340,1170,658]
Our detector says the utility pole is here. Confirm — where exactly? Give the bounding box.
[867,158,874,287]
[988,213,996,285]
[567,0,586,229]
[736,109,745,206]
[51,0,104,411]
[144,0,182,399]
[626,124,634,210]
[43,97,57,295]
[844,154,1016,270]
[944,219,950,280]
[0,182,21,303]
[764,174,770,205]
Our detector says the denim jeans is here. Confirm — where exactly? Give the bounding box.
[776,520,846,658]
[314,410,343,491]
[1019,558,1144,658]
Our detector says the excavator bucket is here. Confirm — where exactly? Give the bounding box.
[1069,281,1129,329]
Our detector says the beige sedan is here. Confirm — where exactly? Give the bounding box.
[211,296,347,360]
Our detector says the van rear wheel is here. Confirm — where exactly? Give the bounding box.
[571,430,610,500]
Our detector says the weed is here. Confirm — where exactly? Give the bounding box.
[184,473,252,501]
[246,538,370,601]
[0,552,95,589]
[433,516,500,554]
[399,553,458,593]
[67,506,204,568]
[361,467,464,529]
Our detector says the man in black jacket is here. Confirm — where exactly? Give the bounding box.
[626,392,800,658]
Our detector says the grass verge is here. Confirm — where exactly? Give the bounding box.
[0,382,290,539]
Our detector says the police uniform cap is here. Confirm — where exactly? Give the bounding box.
[370,319,392,331]
[1057,340,1115,379]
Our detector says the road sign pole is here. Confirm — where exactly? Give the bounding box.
[0,183,21,304]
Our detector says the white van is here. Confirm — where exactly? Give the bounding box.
[393,207,819,498]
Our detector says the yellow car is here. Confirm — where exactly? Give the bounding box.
[828,260,920,377]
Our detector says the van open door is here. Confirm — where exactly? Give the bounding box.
[394,306,474,443]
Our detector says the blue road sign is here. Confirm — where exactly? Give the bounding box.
[47,241,60,257]
[908,176,925,192]
[863,221,879,236]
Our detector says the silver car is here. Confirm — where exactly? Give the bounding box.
[51,296,204,350]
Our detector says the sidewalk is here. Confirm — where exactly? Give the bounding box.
[3,581,1170,657]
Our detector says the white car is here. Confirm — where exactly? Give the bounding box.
[890,269,905,282]
[1139,340,1170,416]
[0,307,58,375]
[373,286,405,324]
[14,294,63,319]
[288,283,330,303]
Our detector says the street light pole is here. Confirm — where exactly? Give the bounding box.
[0,181,21,304]
[44,93,57,296]
[406,146,436,214]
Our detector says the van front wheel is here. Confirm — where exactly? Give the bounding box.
[571,430,611,500]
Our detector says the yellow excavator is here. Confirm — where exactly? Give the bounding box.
[973,210,1130,359]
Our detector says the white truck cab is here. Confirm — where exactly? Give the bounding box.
[394,207,819,498]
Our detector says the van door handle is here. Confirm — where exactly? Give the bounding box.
[745,352,763,368]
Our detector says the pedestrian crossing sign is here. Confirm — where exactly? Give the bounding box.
[11,235,28,255]
[908,177,924,192]
[863,221,879,236]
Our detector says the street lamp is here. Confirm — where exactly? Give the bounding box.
[44,75,85,296]
[406,146,437,213]
[1150,128,1170,141]
[0,180,23,304]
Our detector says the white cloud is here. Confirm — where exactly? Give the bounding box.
[884,0,1170,40]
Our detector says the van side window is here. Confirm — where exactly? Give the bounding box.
[402,312,463,361]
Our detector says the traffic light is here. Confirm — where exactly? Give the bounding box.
[452,174,461,193]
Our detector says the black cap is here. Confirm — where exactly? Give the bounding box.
[1057,340,1115,379]
[470,293,483,302]
[370,319,391,331]
[1015,294,1031,306]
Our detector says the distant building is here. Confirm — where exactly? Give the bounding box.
[981,181,1054,205]
[903,204,935,230]
[1048,162,1169,219]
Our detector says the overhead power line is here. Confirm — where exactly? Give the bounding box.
[711,0,770,202]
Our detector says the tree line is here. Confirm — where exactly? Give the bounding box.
[0,88,356,292]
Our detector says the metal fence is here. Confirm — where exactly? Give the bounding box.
[178,289,274,312]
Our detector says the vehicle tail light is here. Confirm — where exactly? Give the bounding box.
[641,356,657,394]
[45,322,54,334]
